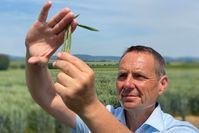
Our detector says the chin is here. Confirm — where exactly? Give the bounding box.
[119,100,140,110]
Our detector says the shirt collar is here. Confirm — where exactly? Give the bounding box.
[115,107,128,127]
[140,103,164,131]
[117,103,165,131]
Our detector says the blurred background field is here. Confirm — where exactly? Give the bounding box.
[0,59,199,133]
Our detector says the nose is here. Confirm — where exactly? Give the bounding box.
[124,74,134,88]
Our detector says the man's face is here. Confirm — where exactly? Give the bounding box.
[117,52,161,110]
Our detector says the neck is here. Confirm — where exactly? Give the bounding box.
[124,104,156,132]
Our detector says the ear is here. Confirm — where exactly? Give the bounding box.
[158,75,168,96]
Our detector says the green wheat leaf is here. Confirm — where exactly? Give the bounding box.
[77,24,99,32]
[62,14,99,53]
[66,25,72,53]
[75,14,80,18]
[62,30,67,52]
[62,25,72,53]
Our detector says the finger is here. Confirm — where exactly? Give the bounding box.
[55,19,77,42]
[38,1,52,22]
[56,30,66,43]
[53,60,81,78]
[56,72,74,87]
[53,59,82,78]
[51,12,75,34]
[48,8,70,27]
[56,52,92,73]
[71,19,78,32]
[54,82,70,99]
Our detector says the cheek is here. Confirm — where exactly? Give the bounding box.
[140,84,159,101]
[135,82,145,95]
[138,81,157,94]
[116,81,123,94]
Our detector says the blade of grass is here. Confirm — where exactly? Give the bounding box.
[62,25,72,53]
[75,14,80,18]
[66,25,72,53]
[77,24,99,32]
[62,14,99,53]
[75,14,98,31]
[62,29,67,52]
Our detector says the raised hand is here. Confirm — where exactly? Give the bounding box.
[53,52,97,115]
[52,52,132,133]
[25,1,77,65]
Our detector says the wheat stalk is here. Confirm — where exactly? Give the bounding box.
[62,15,99,53]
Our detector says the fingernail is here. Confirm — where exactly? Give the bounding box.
[47,1,52,4]
[52,61,56,67]
[57,52,62,58]
[63,8,70,12]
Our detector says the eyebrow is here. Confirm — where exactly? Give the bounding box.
[118,69,147,76]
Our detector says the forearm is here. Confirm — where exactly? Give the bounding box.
[79,99,132,133]
[25,52,76,127]
[25,1,78,128]
[25,52,55,108]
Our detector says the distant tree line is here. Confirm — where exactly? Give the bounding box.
[0,54,10,70]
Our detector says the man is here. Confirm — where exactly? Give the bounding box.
[25,1,199,133]
[63,45,198,132]
[25,1,131,133]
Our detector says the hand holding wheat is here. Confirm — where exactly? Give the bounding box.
[62,14,99,53]
[25,1,77,64]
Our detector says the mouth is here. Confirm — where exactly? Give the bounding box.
[121,94,139,102]
[120,94,140,106]
[120,88,140,97]
[122,94,138,97]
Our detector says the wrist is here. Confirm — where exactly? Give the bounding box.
[26,51,49,67]
[78,97,102,119]
[78,99,132,133]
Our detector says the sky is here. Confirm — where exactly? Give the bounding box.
[1,0,199,58]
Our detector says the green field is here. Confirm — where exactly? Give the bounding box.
[0,62,199,132]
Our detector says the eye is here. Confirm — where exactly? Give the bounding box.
[133,74,148,81]
[117,72,127,80]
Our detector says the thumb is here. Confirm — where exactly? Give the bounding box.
[28,56,49,65]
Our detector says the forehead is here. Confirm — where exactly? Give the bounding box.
[119,52,156,72]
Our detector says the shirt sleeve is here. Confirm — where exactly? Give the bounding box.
[70,115,90,133]
[70,105,116,133]
[166,123,199,133]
